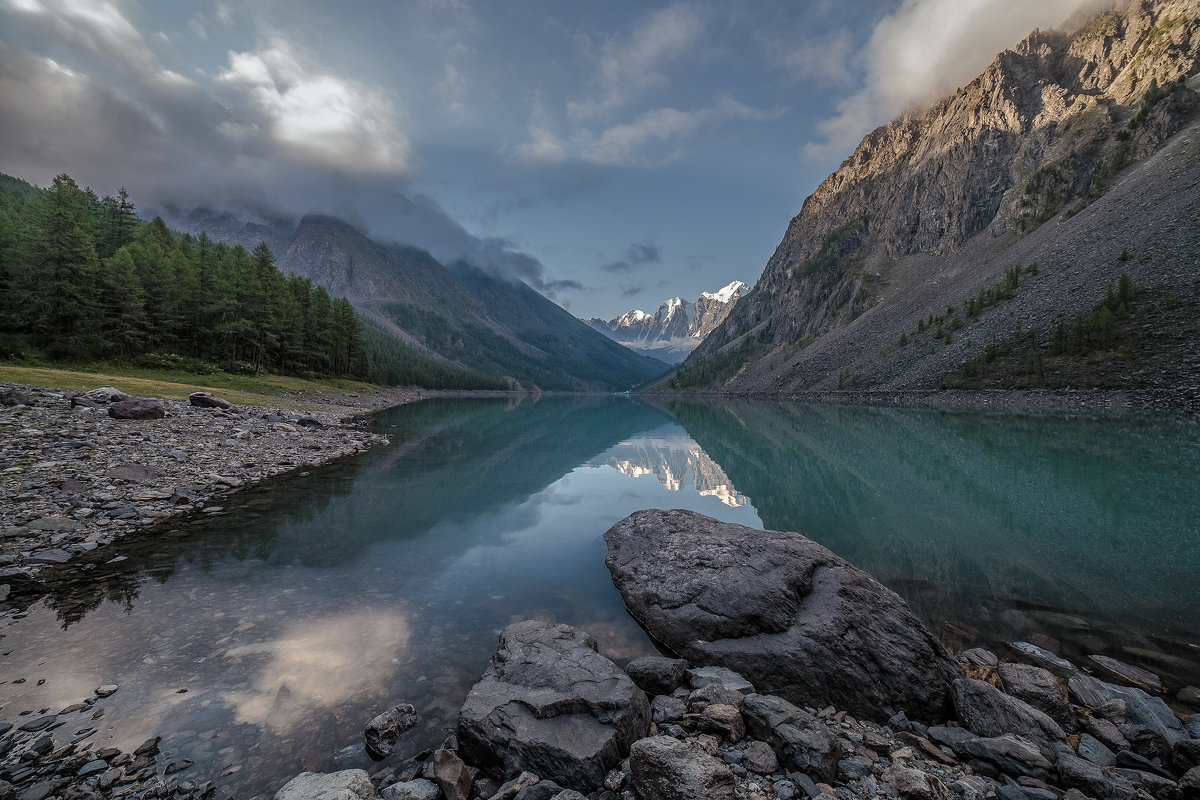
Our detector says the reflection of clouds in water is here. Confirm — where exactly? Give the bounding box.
[222,611,409,733]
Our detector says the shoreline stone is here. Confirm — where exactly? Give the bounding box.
[0,380,423,593]
[603,509,962,721]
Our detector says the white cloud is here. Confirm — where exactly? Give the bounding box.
[217,38,409,174]
[2,0,159,73]
[804,0,1100,161]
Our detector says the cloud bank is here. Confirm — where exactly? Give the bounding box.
[0,0,571,295]
[804,0,1106,160]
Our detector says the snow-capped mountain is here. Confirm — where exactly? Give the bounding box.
[585,281,749,363]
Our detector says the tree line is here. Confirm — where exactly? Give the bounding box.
[0,172,504,389]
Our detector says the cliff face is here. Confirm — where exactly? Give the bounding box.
[690,0,1200,392]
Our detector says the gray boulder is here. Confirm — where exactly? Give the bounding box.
[1068,673,1187,748]
[604,510,961,721]
[952,679,1070,761]
[274,770,379,800]
[740,693,841,781]
[628,736,735,800]
[457,621,650,792]
[108,399,166,420]
[1056,752,1138,800]
[82,386,131,404]
[998,663,1075,732]
[189,391,234,410]
[955,733,1055,779]
[380,779,439,800]
[625,656,689,697]
[364,703,419,760]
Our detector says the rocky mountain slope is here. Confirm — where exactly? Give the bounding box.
[587,281,749,363]
[163,212,668,392]
[677,0,1200,396]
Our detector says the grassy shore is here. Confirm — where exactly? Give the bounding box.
[0,362,390,410]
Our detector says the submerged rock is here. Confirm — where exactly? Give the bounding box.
[456,620,650,792]
[364,703,419,761]
[603,509,961,720]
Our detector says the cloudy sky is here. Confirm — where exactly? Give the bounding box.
[0,0,1098,320]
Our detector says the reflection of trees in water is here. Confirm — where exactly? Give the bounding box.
[657,398,1200,685]
[39,397,674,628]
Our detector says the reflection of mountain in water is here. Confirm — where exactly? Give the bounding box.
[656,398,1200,686]
[36,397,675,625]
[595,433,747,507]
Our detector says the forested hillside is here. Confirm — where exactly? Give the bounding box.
[0,173,504,389]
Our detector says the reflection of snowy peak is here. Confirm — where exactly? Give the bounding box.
[597,436,748,508]
[585,281,749,364]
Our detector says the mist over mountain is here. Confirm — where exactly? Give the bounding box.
[163,209,669,392]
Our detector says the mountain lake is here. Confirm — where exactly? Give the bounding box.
[1,396,1198,797]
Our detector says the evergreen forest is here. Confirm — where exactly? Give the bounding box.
[0,173,505,389]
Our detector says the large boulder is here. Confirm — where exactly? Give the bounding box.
[951,679,1070,761]
[457,621,650,792]
[108,399,166,420]
[628,736,735,800]
[274,770,379,800]
[997,663,1075,732]
[189,391,234,409]
[603,509,960,720]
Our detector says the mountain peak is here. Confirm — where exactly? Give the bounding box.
[585,281,750,363]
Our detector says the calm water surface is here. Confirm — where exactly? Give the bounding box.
[1,397,1198,797]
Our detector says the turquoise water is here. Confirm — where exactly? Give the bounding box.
[1,397,1197,797]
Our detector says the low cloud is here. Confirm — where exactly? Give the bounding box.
[0,0,572,296]
[804,0,1104,161]
[620,285,645,298]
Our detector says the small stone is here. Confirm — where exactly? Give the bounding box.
[364,703,419,760]
[94,684,119,697]
[77,759,107,777]
[742,741,779,775]
[959,648,999,667]
[430,748,471,800]
[491,771,540,800]
[381,778,439,800]
[687,666,755,694]
[1077,733,1116,766]
[699,703,744,742]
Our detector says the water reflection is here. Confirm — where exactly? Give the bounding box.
[1,396,1197,798]
[223,611,411,734]
[657,398,1200,685]
[591,429,749,507]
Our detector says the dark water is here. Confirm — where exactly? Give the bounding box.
[1,397,1198,797]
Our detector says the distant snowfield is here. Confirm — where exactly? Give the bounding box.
[585,281,750,364]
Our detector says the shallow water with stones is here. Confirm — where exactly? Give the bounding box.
[1,396,1198,798]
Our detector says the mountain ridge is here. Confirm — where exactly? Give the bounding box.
[677,0,1200,395]
[162,210,669,392]
[587,281,749,364]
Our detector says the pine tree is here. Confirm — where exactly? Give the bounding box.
[20,174,100,357]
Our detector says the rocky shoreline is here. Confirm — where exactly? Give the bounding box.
[0,380,423,600]
[264,511,1200,800]
[648,388,1200,417]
